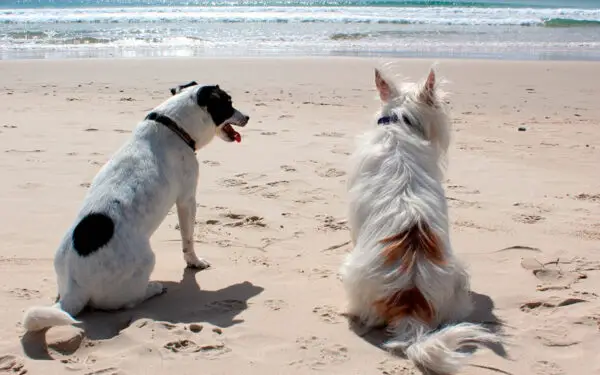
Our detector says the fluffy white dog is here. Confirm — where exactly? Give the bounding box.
[22,82,249,332]
[340,68,498,374]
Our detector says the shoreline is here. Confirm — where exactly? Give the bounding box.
[3,49,600,62]
[3,54,600,64]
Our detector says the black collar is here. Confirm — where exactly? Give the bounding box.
[145,112,196,152]
[377,113,425,138]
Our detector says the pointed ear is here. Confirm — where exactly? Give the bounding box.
[375,68,398,103]
[419,69,437,106]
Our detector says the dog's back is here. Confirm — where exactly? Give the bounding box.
[341,68,498,375]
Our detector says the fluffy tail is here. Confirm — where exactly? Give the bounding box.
[22,302,81,332]
[385,322,498,375]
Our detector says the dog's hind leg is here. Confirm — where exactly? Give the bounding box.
[445,263,474,323]
[123,281,166,309]
[176,194,210,269]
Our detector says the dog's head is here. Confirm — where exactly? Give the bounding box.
[374,68,450,157]
[166,81,249,147]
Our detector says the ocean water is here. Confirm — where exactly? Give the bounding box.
[1,0,599,60]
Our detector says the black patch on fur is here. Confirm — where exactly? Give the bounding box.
[72,213,115,257]
[195,85,235,126]
[170,81,198,96]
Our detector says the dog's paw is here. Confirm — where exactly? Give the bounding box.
[185,255,211,270]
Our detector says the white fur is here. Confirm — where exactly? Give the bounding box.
[22,84,249,332]
[340,68,498,374]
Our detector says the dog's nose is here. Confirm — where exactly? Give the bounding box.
[244,115,250,122]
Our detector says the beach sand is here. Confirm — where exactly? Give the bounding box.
[0,57,599,375]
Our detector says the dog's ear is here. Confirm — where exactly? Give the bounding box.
[375,69,399,103]
[196,85,216,106]
[169,81,198,96]
[418,69,437,106]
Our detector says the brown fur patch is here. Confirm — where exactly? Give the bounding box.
[379,221,445,270]
[374,287,434,324]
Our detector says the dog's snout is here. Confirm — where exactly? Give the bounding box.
[244,115,250,122]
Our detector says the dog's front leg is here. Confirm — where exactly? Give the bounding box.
[176,196,210,270]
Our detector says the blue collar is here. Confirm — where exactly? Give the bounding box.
[377,113,399,126]
[377,113,425,138]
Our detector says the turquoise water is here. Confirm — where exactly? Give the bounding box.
[1,0,599,60]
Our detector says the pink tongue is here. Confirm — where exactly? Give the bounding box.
[234,131,241,143]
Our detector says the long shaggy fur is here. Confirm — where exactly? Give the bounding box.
[341,67,498,374]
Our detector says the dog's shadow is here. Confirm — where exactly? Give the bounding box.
[353,292,509,372]
[21,267,264,359]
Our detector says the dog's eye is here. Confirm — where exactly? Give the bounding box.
[402,114,412,126]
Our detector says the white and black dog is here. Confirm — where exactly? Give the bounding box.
[341,68,497,374]
[22,82,249,332]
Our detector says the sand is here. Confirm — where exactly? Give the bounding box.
[0,57,599,375]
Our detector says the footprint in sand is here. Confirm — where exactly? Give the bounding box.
[315,166,346,178]
[264,299,288,311]
[532,325,580,348]
[266,180,290,187]
[7,287,41,299]
[574,229,600,241]
[532,361,565,375]
[512,202,552,213]
[521,257,588,288]
[294,188,331,205]
[316,215,348,231]
[330,148,351,156]
[377,359,418,375]
[247,254,272,268]
[280,165,297,172]
[295,266,334,279]
[235,172,267,179]
[83,367,124,375]
[240,185,267,195]
[446,184,480,195]
[5,149,45,154]
[513,214,545,224]
[312,305,344,324]
[453,219,497,232]
[520,297,586,314]
[446,197,481,209]
[164,339,202,353]
[314,131,345,138]
[221,214,267,228]
[573,193,600,203]
[573,314,600,329]
[218,178,247,187]
[204,299,247,313]
[202,160,221,167]
[0,355,27,375]
[292,336,349,369]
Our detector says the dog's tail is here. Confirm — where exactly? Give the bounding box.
[385,321,498,374]
[22,293,85,332]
